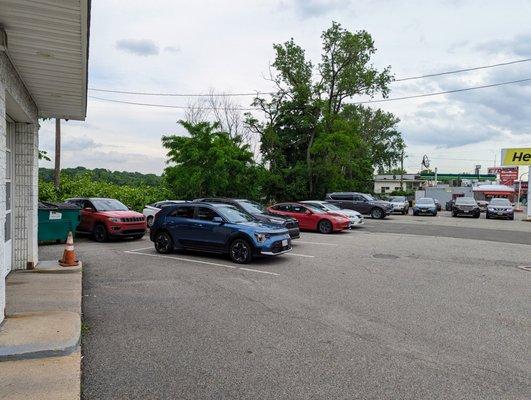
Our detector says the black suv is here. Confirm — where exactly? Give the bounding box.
[195,198,300,239]
[325,192,393,219]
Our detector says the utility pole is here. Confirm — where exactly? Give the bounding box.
[54,118,61,190]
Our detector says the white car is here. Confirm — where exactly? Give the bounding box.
[143,200,187,227]
[300,200,364,227]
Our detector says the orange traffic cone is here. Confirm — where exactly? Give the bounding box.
[59,231,79,267]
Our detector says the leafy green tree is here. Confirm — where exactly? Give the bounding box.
[246,22,403,199]
[162,121,264,199]
[39,173,170,211]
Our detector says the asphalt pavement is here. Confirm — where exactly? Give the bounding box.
[39,215,531,400]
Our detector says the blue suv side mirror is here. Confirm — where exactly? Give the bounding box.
[212,216,224,223]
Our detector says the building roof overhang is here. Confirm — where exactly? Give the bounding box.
[0,0,90,120]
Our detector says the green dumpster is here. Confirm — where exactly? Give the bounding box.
[38,202,81,243]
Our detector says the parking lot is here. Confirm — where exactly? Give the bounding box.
[40,213,530,399]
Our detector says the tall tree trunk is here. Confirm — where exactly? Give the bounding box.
[54,118,61,190]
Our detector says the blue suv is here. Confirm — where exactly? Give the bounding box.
[150,202,292,263]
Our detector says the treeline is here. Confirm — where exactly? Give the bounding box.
[39,167,162,187]
[39,173,171,212]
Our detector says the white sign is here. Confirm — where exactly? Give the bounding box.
[49,211,62,220]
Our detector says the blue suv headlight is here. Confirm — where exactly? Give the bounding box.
[254,232,271,243]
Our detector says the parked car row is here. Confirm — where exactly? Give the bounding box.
[64,192,515,265]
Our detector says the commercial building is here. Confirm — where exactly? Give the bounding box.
[373,174,424,194]
[0,1,90,323]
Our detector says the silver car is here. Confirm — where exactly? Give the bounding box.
[388,196,409,215]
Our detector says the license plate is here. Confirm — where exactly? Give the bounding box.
[282,239,288,247]
[497,212,503,215]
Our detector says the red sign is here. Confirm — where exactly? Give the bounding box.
[488,167,502,174]
[499,167,518,186]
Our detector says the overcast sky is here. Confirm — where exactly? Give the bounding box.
[39,0,531,175]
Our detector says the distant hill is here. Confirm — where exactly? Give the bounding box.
[39,167,163,187]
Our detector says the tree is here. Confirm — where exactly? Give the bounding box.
[184,90,260,156]
[246,22,402,199]
[162,121,264,199]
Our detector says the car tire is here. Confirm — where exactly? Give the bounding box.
[486,212,490,219]
[474,212,480,218]
[370,208,384,219]
[318,219,333,234]
[93,224,108,242]
[154,231,173,254]
[413,211,417,216]
[229,238,253,264]
[146,215,154,228]
[433,211,437,216]
[509,215,514,220]
[452,211,457,217]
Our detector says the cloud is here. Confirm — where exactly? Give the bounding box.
[290,0,345,18]
[475,33,531,57]
[116,39,159,56]
[61,137,103,151]
[163,46,180,54]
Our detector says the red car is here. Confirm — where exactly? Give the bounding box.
[66,197,146,242]
[268,202,350,234]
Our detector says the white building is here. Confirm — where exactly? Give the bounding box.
[0,1,90,324]
[373,174,424,194]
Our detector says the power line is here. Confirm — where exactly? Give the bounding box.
[394,58,531,81]
[87,95,258,110]
[87,58,531,97]
[88,78,531,110]
[351,78,531,105]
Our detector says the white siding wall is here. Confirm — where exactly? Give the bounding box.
[0,52,39,323]
[0,78,5,322]
[14,123,38,270]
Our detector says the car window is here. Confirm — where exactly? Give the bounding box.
[197,207,220,221]
[216,205,255,223]
[169,205,194,218]
[352,195,365,202]
[92,199,128,211]
[304,202,327,211]
[390,196,406,202]
[417,198,435,204]
[455,197,477,205]
[322,202,341,211]
[273,204,290,211]
[490,198,510,206]
[238,200,265,214]
[83,200,94,209]
[291,204,308,213]
[331,194,352,200]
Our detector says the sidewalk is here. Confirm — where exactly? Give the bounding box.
[0,262,82,400]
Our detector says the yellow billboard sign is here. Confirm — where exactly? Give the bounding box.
[501,147,531,166]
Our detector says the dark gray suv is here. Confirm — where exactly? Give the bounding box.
[325,192,393,219]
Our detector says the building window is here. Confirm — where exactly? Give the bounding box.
[381,186,390,193]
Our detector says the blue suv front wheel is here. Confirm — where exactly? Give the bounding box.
[230,238,253,264]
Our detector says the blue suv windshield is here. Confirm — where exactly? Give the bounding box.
[216,205,256,223]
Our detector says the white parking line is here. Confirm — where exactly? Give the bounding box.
[288,253,315,258]
[297,240,338,246]
[124,250,280,276]
[127,246,155,252]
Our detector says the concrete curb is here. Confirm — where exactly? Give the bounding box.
[25,260,82,274]
[0,311,80,361]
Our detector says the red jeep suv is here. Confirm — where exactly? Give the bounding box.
[66,197,146,242]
